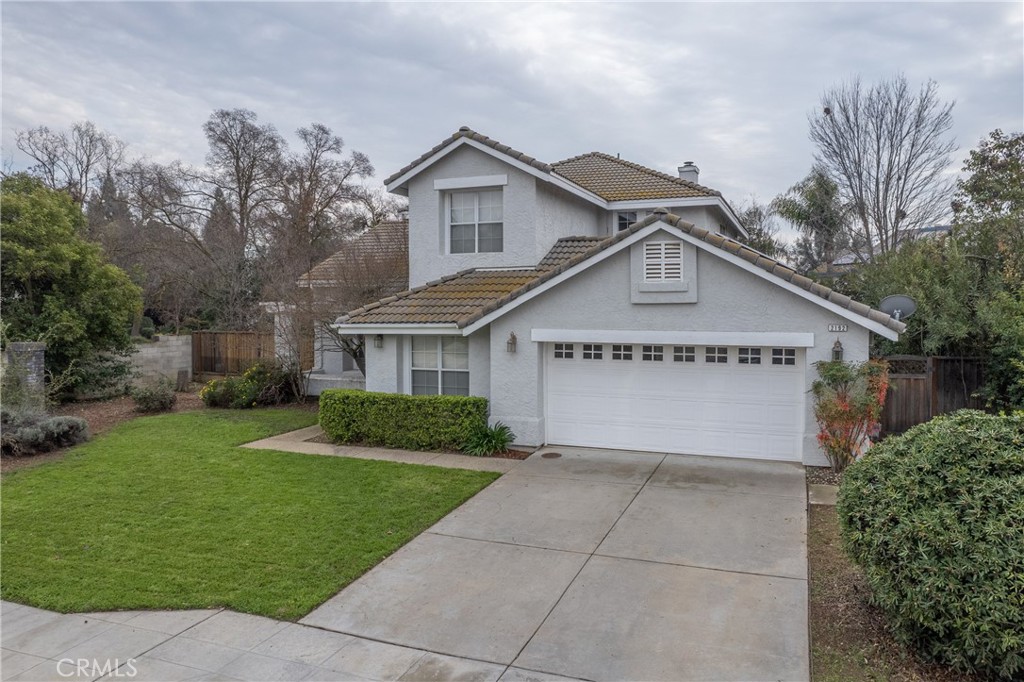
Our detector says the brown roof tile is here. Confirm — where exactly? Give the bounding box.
[551,152,720,201]
[537,236,606,270]
[383,127,552,187]
[341,209,905,334]
[297,220,409,286]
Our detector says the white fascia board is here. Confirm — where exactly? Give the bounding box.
[606,197,749,239]
[433,174,508,190]
[462,219,898,340]
[531,329,815,347]
[386,137,608,209]
[331,323,462,336]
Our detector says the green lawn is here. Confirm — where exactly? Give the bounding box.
[1,409,499,620]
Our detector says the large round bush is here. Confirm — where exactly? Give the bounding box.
[838,410,1024,679]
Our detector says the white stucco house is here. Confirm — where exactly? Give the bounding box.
[333,127,905,465]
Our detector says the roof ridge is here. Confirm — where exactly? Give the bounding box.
[553,151,721,197]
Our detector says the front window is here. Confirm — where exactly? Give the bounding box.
[449,190,503,254]
[643,241,683,281]
[411,336,469,395]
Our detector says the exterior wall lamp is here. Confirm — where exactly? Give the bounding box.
[374,334,384,349]
[506,331,517,353]
[832,339,844,362]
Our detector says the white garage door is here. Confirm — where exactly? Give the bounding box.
[545,343,804,461]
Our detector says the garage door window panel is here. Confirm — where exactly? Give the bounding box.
[612,345,634,361]
[554,343,574,359]
[642,345,664,361]
[772,348,797,366]
[705,346,728,363]
[582,344,603,360]
[738,348,762,365]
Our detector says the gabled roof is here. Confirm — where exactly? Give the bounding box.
[297,220,408,287]
[383,127,552,187]
[339,210,906,337]
[551,152,719,201]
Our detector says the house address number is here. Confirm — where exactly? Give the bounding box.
[828,323,849,332]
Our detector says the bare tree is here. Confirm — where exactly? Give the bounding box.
[15,121,125,205]
[735,198,786,259]
[809,75,956,261]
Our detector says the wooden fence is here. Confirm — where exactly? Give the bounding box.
[192,331,275,379]
[881,356,985,435]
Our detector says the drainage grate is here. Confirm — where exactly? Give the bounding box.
[541,452,562,459]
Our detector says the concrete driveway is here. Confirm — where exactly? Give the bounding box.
[302,447,809,682]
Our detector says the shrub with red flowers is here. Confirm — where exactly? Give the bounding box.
[811,359,889,471]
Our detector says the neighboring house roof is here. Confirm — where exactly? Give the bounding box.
[340,210,906,336]
[296,220,408,287]
[551,152,719,201]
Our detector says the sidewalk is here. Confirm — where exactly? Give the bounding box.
[240,425,522,474]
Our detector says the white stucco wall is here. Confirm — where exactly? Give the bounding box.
[485,228,870,465]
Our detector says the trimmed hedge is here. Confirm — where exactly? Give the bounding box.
[838,410,1024,679]
[319,389,487,451]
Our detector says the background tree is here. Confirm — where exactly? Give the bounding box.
[15,121,125,206]
[772,167,850,273]
[736,198,786,258]
[809,75,956,261]
[1,175,142,396]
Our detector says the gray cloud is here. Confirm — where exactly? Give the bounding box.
[3,1,1021,228]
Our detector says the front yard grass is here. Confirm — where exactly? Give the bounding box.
[1,409,499,620]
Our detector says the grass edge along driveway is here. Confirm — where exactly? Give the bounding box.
[1,409,499,621]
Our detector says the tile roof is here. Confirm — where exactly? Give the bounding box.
[551,152,720,201]
[297,220,408,286]
[342,210,905,335]
[383,127,552,187]
[537,236,606,270]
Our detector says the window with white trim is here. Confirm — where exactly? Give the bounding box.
[738,348,762,365]
[411,336,469,396]
[582,344,603,360]
[616,211,638,232]
[448,190,503,254]
[611,344,633,360]
[772,348,797,366]
[553,343,574,359]
[643,241,683,281]
[641,345,664,361]
[673,346,696,362]
[705,346,728,363]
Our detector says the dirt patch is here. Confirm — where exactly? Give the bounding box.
[808,505,980,682]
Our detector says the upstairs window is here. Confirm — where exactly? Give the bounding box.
[449,190,503,254]
[616,211,639,232]
[411,336,469,396]
[643,241,683,282]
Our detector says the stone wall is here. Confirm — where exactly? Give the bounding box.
[132,335,192,383]
[2,342,47,408]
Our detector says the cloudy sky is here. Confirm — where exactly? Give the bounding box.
[3,1,1022,222]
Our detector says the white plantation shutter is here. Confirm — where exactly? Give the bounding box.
[644,241,683,281]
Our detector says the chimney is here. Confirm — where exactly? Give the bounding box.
[678,161,699,183]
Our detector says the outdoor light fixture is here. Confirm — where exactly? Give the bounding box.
[506,331,517,353]
[832,339,844,361]
[374,334,384,349]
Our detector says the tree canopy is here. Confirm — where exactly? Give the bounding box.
[1,175,142,393]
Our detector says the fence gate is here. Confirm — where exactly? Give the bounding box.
[881,356,985,435]
[192,331,275,379]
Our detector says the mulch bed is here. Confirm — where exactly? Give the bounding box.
[808,505,981,681]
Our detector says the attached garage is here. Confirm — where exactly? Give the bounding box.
[544,341,805,461]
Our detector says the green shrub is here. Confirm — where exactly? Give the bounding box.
[463,422,515,456]
[320,390,487,451]
[199,361,299,409]
[0,409,89,457]
[131,378,177,413]
[139,316,156,340]
[838,410,1024,679]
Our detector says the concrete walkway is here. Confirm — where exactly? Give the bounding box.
[2,447,809,681]
[241,425,521,474]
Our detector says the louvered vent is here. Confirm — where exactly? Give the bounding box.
[643,241,683,282]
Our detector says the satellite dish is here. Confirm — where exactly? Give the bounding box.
[879,294,918,321]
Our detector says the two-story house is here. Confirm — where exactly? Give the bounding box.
[333,127,904,465]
